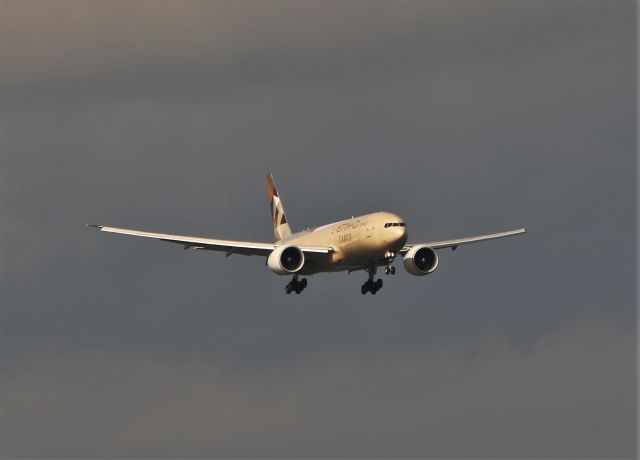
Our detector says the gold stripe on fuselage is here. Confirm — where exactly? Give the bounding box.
[277,211,408,274]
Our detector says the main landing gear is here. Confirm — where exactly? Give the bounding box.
[361,265,383,295]
[285,275,307,294]
[384,266,396,275]
[361,278,383,295]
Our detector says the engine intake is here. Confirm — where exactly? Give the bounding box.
[403,245,439,276]
[268,246,305,274]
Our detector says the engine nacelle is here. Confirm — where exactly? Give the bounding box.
[403,245,439,276]
[267,245,305,275]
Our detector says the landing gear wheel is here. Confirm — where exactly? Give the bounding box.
[285,276,308,294]
[361,278,383,295]
[361,263,383,295]
[390,266,396,275]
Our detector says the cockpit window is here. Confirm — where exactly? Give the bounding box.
[384,222,406,228]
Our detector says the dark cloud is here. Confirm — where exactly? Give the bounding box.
[1,321,635,458]
[0,0,636,457]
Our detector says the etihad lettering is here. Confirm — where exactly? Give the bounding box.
[336,220,368,233]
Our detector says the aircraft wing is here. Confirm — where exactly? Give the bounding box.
[401,227,526,253]
[87,225,333,256]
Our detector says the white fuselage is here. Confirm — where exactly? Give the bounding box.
[276,211,408,274]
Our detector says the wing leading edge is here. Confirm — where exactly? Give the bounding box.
[401,227,526,253]
[87,225,333,256]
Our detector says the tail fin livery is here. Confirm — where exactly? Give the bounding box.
[266,173,292,241]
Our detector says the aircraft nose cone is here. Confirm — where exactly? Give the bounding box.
[395,226,408,245]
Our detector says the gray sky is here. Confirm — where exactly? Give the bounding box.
[0,0,636,458]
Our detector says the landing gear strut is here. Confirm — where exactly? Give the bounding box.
[384,251,396,275]
[361,265,383,295]
[285,275,307,294]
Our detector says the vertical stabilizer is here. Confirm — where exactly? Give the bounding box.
[266,174,292,241]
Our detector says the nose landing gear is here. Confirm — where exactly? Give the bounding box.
[285,275,307,294]
[383,251,396,275]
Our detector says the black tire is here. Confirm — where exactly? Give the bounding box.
[285,285,292,294]
[301,278,308,288]
[390,266,396,275]
[371,288,378,295]
[361,285,367,295]
[376,279,383,289]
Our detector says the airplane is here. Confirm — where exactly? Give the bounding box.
[88,174,526,295]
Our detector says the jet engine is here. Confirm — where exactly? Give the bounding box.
[267,245,305,275]
[403,245,439,276]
